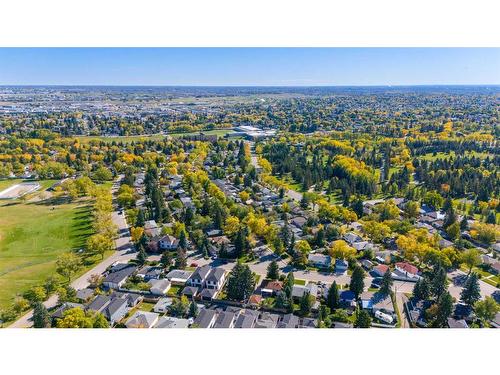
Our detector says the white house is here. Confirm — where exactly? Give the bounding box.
[158,234,179,250]
[149,279,171,295]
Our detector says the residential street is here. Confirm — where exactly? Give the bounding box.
[9,178,135,328]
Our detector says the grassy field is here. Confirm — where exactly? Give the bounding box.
[0,179,25,192]
[74,128,235,143]
[0,197,95,310]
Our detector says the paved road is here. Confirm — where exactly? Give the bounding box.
[448,269,499,300]
[10,178,136,328]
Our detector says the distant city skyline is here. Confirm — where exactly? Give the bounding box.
[0,48,498,86]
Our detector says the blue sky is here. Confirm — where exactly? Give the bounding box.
[0,48,498,86]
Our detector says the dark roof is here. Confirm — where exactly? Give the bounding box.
[214,311,235,328]
[189,265,211,281]
[447,318,468,328]
[206,268,225,283]
[51,303,83,319]
[181,286,199,296]
[277,313,299,328]
[103,265,137,285]
[300,317,317,328]
[193,309,217,328]
[339,290,355,301]
[199,288,218,298]
[234,310,258,328]
[87,295,111,312]
[103,298,128,319]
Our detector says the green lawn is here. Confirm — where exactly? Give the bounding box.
[294,279,306,285]
[0,179,23,192]
[0,197,94,311]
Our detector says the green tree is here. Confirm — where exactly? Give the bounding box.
[326,281,340,310]
[87,233,114,260]
[92,312,110,328]
[430,267,448,299]
[188,299,199,318]
[412,277,430,301]
[56,308,93,328]
[299,292,313,316]
[433,291,454,327]
[283,272,295,299]
[460,248,481,275]
[460,272,481,306]
[354,309,372,328]
[446,222,461,241]
[33,302,50,328]
[226,262,255,301]
[474,297,500,326]
[379,268,393,296]
[160,251,173,268]
[349,266,365,300]
[175,248,187,269]
[55,253,82,282]
[266,260,280,280]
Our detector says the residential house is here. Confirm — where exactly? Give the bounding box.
[87,295,112,313]
[126,311,159,328]
[447,318,469,328]
[159,235,179,250]
[75,288,94,303]
[339,290,356,309]
[335,259,348,274]
[299,317,317,328]
[344,232,363,245]
[149,279,171,295]
[102,298,129,324]
[205,268,226,290]
[308,253,331,268]
[393,262,420,282]
[372,264,389,278]
[260,280,283,297]
[234,310,259,328]
[187,265,212,288]
[153,297,173,313]
[292,283,318,300]
[193,308,217,328]
[277,313,299,328]
[166,269,193,284]
[254,312,280,328]
[154,316,190,329]
[102,265,137,289]
[213,311,236,328]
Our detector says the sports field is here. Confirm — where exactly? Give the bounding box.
[0,198,95,311]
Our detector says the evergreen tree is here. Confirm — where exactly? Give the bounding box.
[188,299,199,318]
[283,272,295,299]
[460,272,481,306]
[431,267,448,299]
[354,309,372,328]
[178,230,187,249]
[226,262,255,301]
[93,312,110,328]
[135,209,145,227]
[137,247,147,266]
[434,291,454,327]
[349,266,365,299]
[299,292,312,316]
[175,248,187,269]
[326,281,340,310]
[33,302,50,328]
[351,198,364,219]
[274,291,288,309]
[486,211,497,224]
[412,277,430,301]
[266,260,280,280]
[160,251,172,268]
[460,215,469,231]
[379,268,393,296]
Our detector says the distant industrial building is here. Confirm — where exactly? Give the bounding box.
[227,125,276,140]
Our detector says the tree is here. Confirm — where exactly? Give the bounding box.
[474,297,500,326]
[354,309,372,328]
[93,312,110,328]
[226,262,255,301]
[412,277,430,301]
[326,281,340,310]
[294,240,312,266]
[266,260,280,280]
[379,268,393,296]
[223,216,240,237]
[160,251,173,268]
[86,233,114,259]
[274,291,288,309]
[430,267,448,299]
[24,286,47,304]
[188,299,199,318]
[283,272,295,299]
[175,248,187,269]
[404,201,420,220]
[55,253,82,282]
[56,308,93,328]
[363,220,391,243]
[446,222,460,241]
[460,248,482,275]
[433,291,454,327]
[460,272,481,306]
[131,227,144,243]
[349,266,365,299]
[299,292,313,316]
[137,247,147,266]
[33,302,50,328]
[328,240,356,260]
[178,230,187,249]
[169,296,189,317]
